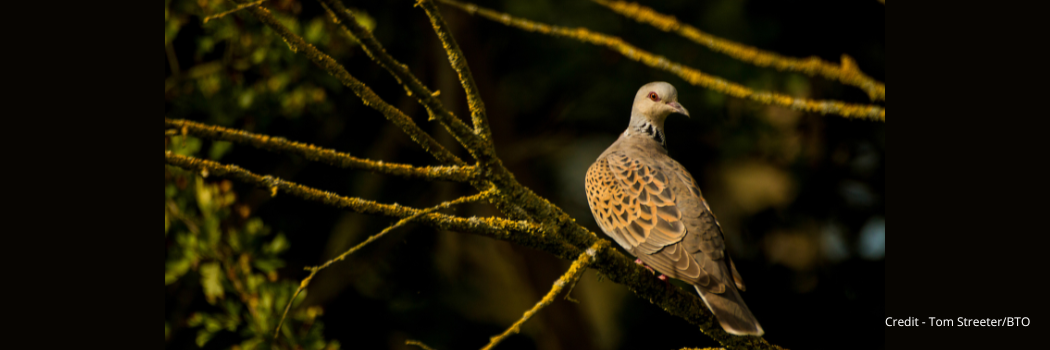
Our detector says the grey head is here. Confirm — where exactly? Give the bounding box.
[626,82,690,146]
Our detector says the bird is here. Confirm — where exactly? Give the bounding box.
[584,82,763,336]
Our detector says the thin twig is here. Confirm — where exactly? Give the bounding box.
[436,0,884,121]
[482,241,606,350]
[165,118,477,182]
[406,340,439,350]
[202,0,266,24]
[310,189,495,272]
[416,0,494,141]
[592,0,884,101]
[276,189,496,338]
[236,1,468,165]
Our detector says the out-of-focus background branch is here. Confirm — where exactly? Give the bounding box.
[165,0,883,349]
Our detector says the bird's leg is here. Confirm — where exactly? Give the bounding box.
[634,259,669,282]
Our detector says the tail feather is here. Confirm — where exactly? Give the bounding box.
[695,285,764,336]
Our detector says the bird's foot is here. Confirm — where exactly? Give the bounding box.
[633,259,669,282]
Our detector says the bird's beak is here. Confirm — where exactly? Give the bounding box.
[668,101,690,117]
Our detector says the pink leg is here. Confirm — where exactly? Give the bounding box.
[634,259,669,282]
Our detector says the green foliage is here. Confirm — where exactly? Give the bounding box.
[165,163,338,349]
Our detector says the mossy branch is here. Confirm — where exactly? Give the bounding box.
[593,0,885,101]
[164,152,542,238]
[481,241,606,350]
[276,189,496,338]
[436,0,884,121]
[165,118,477,182]
[237,2,467,165]
[416,0,494,142]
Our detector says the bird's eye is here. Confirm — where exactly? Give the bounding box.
[648,92,659,101]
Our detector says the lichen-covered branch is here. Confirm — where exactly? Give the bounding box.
[436,0,884,121]
[482,241,606,350]
[165,118,477,182]
[164,152,541,238]
[276,189,496,338]
[416,0,494,142]
[236,2,467,165]
[593,0,885,101]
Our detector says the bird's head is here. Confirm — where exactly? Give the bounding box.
[631,81,690,127]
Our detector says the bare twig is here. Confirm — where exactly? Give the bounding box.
[406,340,439,350]
[592,0,885,101]
[436,0,884,121]
[165,118,477,182]
[276,189,496,338]
[482,241,606,350]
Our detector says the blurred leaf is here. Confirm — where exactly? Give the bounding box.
[169,136,201,157]
[264,233,289,255]
[209,140,233,161]
[305,17,327,44]
[252,258,285,273]
[164,256,192,285]
[200,262,225,304]
[196,328,217,347]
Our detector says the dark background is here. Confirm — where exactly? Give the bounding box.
[165,0,886,349]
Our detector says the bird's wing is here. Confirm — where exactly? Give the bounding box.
[662,157,746,292]
[586,148,708,285]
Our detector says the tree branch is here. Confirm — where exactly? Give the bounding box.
[164,152,541,239]
[415,0,495,142]
[436,0,884,121]
[165,118,477,182]
[276,189,497,338]
[593,0,885,101]
[482,241,606,350]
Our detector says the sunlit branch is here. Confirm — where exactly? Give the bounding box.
[165,118,477,182]
[276,189,496,338]
[164,152,542,238]
[436,0,884,121]
[416,0,494,142]
[593,0,885,101]
[482,241,606,350]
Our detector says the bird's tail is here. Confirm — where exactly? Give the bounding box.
[694,285,764,336]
